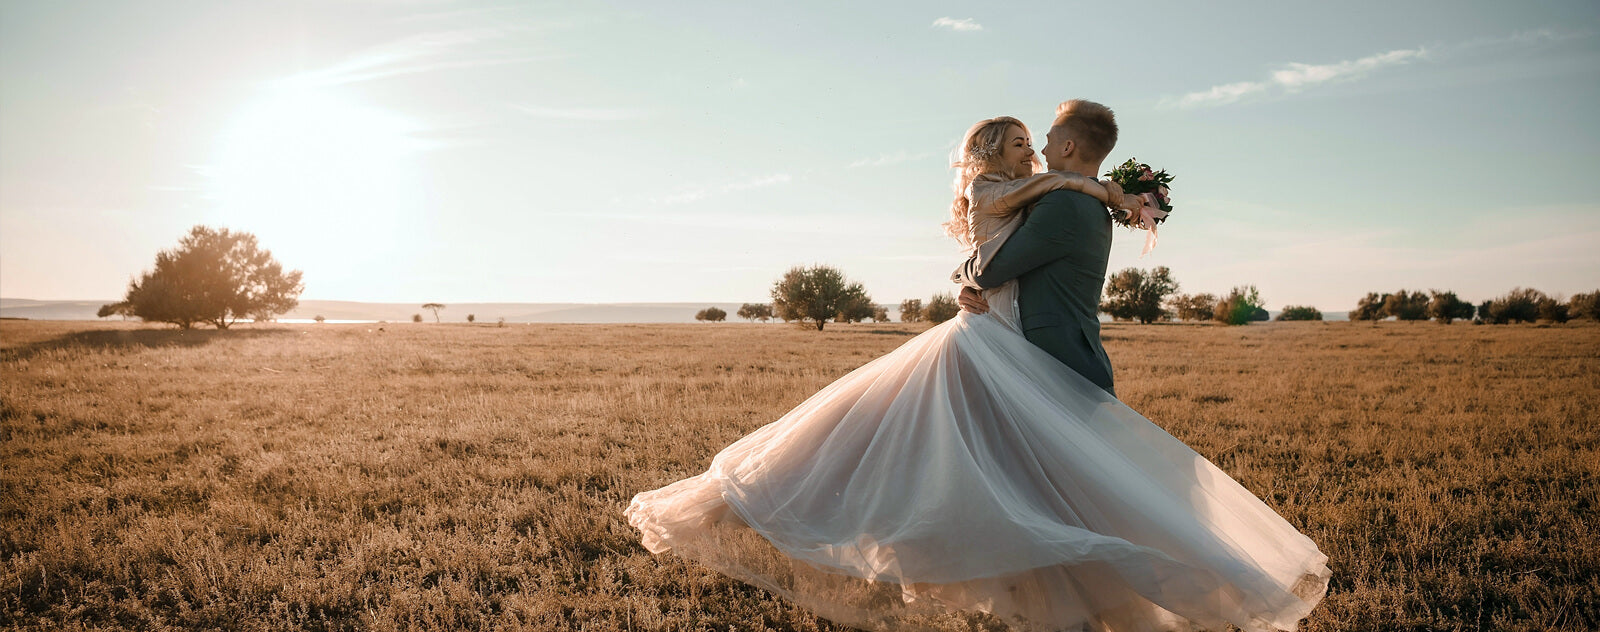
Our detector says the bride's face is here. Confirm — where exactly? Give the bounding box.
[999,124,1037,178]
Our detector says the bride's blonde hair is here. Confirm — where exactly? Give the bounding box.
[944,115,1037,247]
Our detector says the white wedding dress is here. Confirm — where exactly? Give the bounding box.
[625,280,1331,631]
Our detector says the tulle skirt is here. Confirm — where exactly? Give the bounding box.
[624,287,1330,631]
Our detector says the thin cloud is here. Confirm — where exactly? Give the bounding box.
[271,27,551,88]
[932,17,982,32]
[1169,27,1587,109]
[512,105,650,121]
[1271,48,1428,89]
[1173,81,1268,108]
[849,150,937,168]
[616,173,794,207]
[1170,46,1426,108]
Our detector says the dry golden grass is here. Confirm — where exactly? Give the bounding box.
[1,318,1596,631]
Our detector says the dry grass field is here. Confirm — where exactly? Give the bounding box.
[2,318,1597,631]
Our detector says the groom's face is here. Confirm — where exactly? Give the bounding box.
[1042,128,1070,171]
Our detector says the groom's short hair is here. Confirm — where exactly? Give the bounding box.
[1051,100,1117,163]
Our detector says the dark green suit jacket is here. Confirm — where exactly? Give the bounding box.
[954,189,1116,396]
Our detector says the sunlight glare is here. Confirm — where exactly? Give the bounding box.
[207,87,431,282]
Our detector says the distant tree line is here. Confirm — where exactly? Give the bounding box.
[737,264,1597,332]
[1096,266,1267,326]
[1352,288,1597,324]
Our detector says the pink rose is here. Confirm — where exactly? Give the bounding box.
[1138,171,1155,181]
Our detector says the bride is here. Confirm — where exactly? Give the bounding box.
[624,114,1331,631]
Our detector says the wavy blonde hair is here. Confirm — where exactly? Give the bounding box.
[943,115,1037,247]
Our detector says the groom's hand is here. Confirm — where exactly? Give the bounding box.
[958,287,990,314]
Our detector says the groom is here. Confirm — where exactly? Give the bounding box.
[953,99,1119,396]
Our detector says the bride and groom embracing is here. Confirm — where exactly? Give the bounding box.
[626,100,1331,631]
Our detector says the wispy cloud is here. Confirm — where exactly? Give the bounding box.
[1271,48,1428,89]
[849,150,938,168]
[271,27,553,88]
[1172,81,1269,108]
[1171,46,1427,108]
[932,17,982,32]
[512,105,650,121]
[1169,27,1588,109]
[613,173,794,207]
[1457,27,1584,49]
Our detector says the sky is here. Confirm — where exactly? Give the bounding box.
[2,0,1597,309]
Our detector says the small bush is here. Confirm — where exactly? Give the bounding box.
[1213,286,1264,326]
[1383,290,1429,322]
[925,293,959,324]
[1167,293,1216,322]
[1569,291,1600,321]
[898,299,924,323]
[1482,288,1544,324]
[1351,293,1387,321]
[694,307,727,322]
[1276,305,1322,321]
[1427,291,1474,324]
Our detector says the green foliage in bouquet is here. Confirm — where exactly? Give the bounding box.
[1105,158,1174,228]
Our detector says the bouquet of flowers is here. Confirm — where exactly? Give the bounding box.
[1105,158,1174,255]
[1105,158,1173,229]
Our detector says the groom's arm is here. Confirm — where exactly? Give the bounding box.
[961,190,1096,289]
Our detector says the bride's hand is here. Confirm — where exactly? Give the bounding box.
[1099,179,1135,211]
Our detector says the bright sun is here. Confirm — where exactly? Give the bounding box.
[207,87,429,279]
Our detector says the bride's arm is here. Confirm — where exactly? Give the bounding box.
[978,172,1131,217]
[1041,171,1140,212]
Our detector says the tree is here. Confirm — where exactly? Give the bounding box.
[1426,290,1473,324]
[119,225,303,329]
[97,302,132,320]
[695,306,727,322]
[1351,292,1389,322]
[1100,266,1178,324]
[313,315,326,323]
[898,299,924,323]
[1482,287,1543,324]
[1569,291,1600,322]
[1537,295,1569,323]
[1382,290,1429,322]
[925,292,960,324]
[770,265,872,331]
[1213,286,1264,326]
[1167,293,1216,322]
[422,303,445,322]
[737,303,773,322]
[412,314,424,323]
[836,293,878,323]
[872,306,891,323]
[467,314,475,323]
[1276,305,1322,321]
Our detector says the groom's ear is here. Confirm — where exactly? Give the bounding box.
[1060,139,1076,159]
